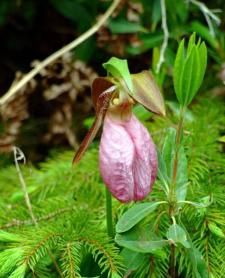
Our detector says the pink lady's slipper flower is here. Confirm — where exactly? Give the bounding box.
[73,70,165,203]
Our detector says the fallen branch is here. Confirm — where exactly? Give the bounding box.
[0,0,121,106]
[156,0,169,73]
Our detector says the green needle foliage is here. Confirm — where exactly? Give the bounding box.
[122,95,225,278]
[0,149,124,278]
[0,93,224,278]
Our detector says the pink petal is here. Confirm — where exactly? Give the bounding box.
[99,116,135,202]
[99,114,157,203]
[124,115,158,200]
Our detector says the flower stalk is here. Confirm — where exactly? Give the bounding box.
[105,188,114,238]
[168,106,185,278]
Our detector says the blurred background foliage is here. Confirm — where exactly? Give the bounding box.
[0,1,224,277]
[0,0,224,159]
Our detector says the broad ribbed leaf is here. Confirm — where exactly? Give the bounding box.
[131,71,166,116]
[116,202,160,233]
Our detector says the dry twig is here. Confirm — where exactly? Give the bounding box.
[0,0,121,106]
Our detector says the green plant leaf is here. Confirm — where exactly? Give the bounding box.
[178,198,212,208]
[195,42,207,96]
[181,46,197,105]
[108,19,146,34]
[103,57,133,93]
[173,34,207,106]
[218,135,225,143]
[166,224,191,248]
[173,39,185,104]
[166,101,194,122]
[208,223,225,238]
[126,33,163,55]
[159,128,188,201]
[162,128,176,179]
[157,150,170,192]
[50,0,92,30]
[180,222,209,278]
[116,202,161,233]
[190,21,219,49]
[187,247,209,278]
[116,235,168,254]
[120,248,145,271]
[115,227,168,254]
[133,104,151,121]
[187,33,196,55]
[176,147,188,202]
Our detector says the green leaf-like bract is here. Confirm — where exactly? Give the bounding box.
[103,57,133,93]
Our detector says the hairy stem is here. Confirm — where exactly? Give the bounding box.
[105,188,114,238]
[0,0,121,106]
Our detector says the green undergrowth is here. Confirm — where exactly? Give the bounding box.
[0,95,224,278]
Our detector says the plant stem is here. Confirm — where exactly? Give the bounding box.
[105,188,114,238]
[168,106,185,278]
[170,106,185,202]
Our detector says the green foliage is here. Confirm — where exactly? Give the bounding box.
[116,202,161,233]
[116,94,225,278]
[173,34,207,106]
[0,1,224,277]
[103,57,133,93]
[159,127,188,201]
[0,93,224,277]
[166,224,190,248]
[0,149,124,277]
